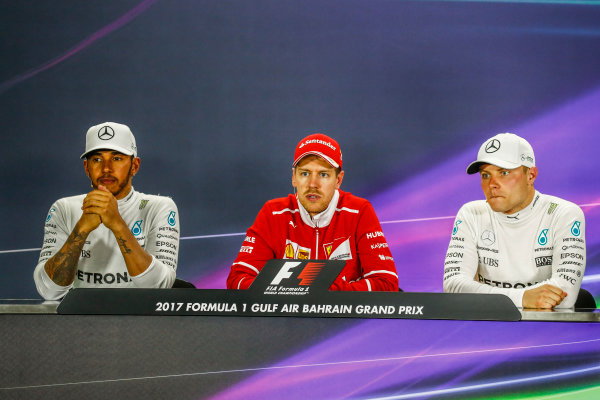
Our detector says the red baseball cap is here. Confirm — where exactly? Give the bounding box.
[293,133,343,169]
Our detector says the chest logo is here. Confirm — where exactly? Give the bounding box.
[283,240,311,260]
[285,243,295,258]
[481,230,495,245]
[452,220,462,236]
[167,211,177,226]
[323,237,353,261]
[571,221,581,237]
[131,220,143,236]
[298,249,310,260]
[538,229,549,246]
[46,207,56,222]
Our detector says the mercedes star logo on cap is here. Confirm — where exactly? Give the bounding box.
[98,126,115,140]
[485,139,500,153]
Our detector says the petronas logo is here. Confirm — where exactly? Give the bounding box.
[538,229,549,246]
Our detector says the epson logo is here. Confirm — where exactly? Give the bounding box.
[446,252,464,258]
[561,253,584,260]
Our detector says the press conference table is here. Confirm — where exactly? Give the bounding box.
[1,292,599,400]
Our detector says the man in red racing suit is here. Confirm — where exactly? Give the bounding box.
[227,133,399,291]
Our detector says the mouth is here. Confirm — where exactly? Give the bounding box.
[304,193,321,202]
[98,177,117,185]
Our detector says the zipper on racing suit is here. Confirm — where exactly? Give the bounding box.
[314,228,319,259]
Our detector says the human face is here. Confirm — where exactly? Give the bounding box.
[480,164,537,215]
[292,155,344,217]
[84,150,140,199]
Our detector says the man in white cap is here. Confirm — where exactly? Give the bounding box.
[34,122,180,300]
[227,133,399,291]
[443,133,586,308]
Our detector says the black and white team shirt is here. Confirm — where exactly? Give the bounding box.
[34,188,180,300]
[443,192,586,308]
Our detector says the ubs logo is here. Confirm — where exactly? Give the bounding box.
[98,126,115,140]
[481,230,495,245]
[485,139,501,153]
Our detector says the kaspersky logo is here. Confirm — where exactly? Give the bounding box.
[299,139,336,151]
[269,261,326,287]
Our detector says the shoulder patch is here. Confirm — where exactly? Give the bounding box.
[139,199,149,210]
[547,203,558,215]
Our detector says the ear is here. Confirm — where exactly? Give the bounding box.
[131,157,141,176]
[336,170,344,189]
[291,167,297,188]
[528,166,538,185]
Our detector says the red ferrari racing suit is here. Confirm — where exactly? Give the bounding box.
[227,190,398,291]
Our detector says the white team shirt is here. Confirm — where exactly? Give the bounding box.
[34,188,180,300]
[443,191,586,308]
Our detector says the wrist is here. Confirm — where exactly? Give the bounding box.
[74,221,93,238]
[106,216,129,234]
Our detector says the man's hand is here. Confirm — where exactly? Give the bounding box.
[81,185,125,231]
[78,189,102,233]
[522,284,567,309]
[77,211,102,233]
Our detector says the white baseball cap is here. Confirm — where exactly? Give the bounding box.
[80,122,138,159]
[466,133,535,174]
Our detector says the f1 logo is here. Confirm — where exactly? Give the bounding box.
[270,261,301,285]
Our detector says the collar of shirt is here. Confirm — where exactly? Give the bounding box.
[495,190,541,224]
[297,189,340,228]
[117,187,137,209]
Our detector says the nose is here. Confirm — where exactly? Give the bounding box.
[102,158,113,173]
[488,174,499,189]
[308,173,319,188]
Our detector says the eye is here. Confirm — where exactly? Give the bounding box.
[481,173,489,179]
[320,172,329,178]
[300,171,309,177]
[500,170,510,176]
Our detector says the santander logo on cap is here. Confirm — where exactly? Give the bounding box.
[299,138,337,151]
[294,133,342,169]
